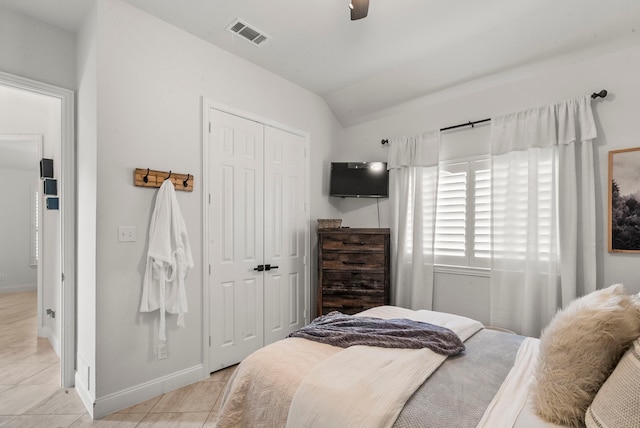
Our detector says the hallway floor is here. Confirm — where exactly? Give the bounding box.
[0,291,235,427]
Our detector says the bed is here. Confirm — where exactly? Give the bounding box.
[213,285,640,428]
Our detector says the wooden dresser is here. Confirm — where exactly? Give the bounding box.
[317,228,390,316]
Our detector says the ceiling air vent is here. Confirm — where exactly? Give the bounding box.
[227,19,271,46]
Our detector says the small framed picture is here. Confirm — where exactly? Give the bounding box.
[46,197,59,210]
[40,158,53,178]
[609,147,640,252]
[43,179,57,195]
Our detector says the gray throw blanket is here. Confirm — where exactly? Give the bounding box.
[288,311,465,356]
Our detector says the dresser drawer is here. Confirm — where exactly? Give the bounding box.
[322,271,386,292]
[321,292,385,315]
[321,251,385,271]
[321,233,386,252]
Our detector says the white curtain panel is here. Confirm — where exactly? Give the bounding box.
[387,131,440,310]
[490,96,597,337]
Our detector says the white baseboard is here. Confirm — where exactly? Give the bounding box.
[41,325,61,358]
[0,284,36,293]
[92,364,205,420]
[74,370,95,419]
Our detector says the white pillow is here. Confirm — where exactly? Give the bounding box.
[586,338,640,428]
[533,284,640,427]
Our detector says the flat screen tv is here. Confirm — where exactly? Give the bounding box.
[329,162,389,198]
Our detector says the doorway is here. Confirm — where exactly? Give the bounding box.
[0,70,75,388]
[0,135,42,325]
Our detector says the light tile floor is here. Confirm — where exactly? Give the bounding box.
[0,291,236,427]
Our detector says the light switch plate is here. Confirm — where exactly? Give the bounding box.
[118,226,136,242]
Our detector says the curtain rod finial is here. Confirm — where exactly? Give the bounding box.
[591,89,607,99]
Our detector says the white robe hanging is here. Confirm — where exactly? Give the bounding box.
[140,179,194,341]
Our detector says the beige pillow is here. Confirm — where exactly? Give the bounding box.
[533,284,640,427]
[585,338,640,428]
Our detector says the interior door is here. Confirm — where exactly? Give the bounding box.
[263,125,307,344]
[209,108,265,371]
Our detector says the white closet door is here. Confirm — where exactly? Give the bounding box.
[263,126,307,344]
[209,108,265,371]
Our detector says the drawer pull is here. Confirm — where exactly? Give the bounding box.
[343,261,365,265]
[342,241,365,246]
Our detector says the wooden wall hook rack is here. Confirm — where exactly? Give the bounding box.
[134,168,194,192]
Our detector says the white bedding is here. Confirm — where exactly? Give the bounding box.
[480,336,568,428]
[213,337,340,427]
[286,306,483,428]
[213,306,563,428]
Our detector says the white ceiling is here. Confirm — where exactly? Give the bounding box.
[2,0,640,126]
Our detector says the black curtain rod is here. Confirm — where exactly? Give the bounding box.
[380,89,608,145]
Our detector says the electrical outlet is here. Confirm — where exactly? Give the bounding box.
[118,226,136,242]
[157,344,168,360]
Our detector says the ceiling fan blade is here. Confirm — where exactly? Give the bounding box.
[350,0,369,20]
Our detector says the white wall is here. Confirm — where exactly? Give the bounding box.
[0,5,76,90]
[0,167,37,291]
[0,85,63,346]
[75,0,98,405]
[339,41,640,324]
[74,0,342,412]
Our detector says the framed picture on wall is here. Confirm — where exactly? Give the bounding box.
[43,178,57,195]
[609,147,640,252]
[40,158,53,178]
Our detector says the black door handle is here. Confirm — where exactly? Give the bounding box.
[254,264,280,271]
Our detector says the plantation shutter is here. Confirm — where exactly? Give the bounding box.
[435,162,467,264]
[30,185,39,266]
[435,158,491,268]
[492,151,554,263]
[472,159,491,266]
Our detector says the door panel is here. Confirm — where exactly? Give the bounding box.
[208,109,308,371]
[209,109,265,371]
[263,126,307,344]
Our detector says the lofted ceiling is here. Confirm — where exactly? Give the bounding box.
[2,0,640,126]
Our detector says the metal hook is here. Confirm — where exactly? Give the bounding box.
[166,170,172,180]
[183,174,190,188]
[143,168,149,183]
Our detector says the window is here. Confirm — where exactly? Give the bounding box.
[491,150,555,262]
[30,185,39,266]
[435,157,490,268]
[402,167,438,257]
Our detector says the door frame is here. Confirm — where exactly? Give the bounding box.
[0,70,76,388]
[201,98,310,376]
